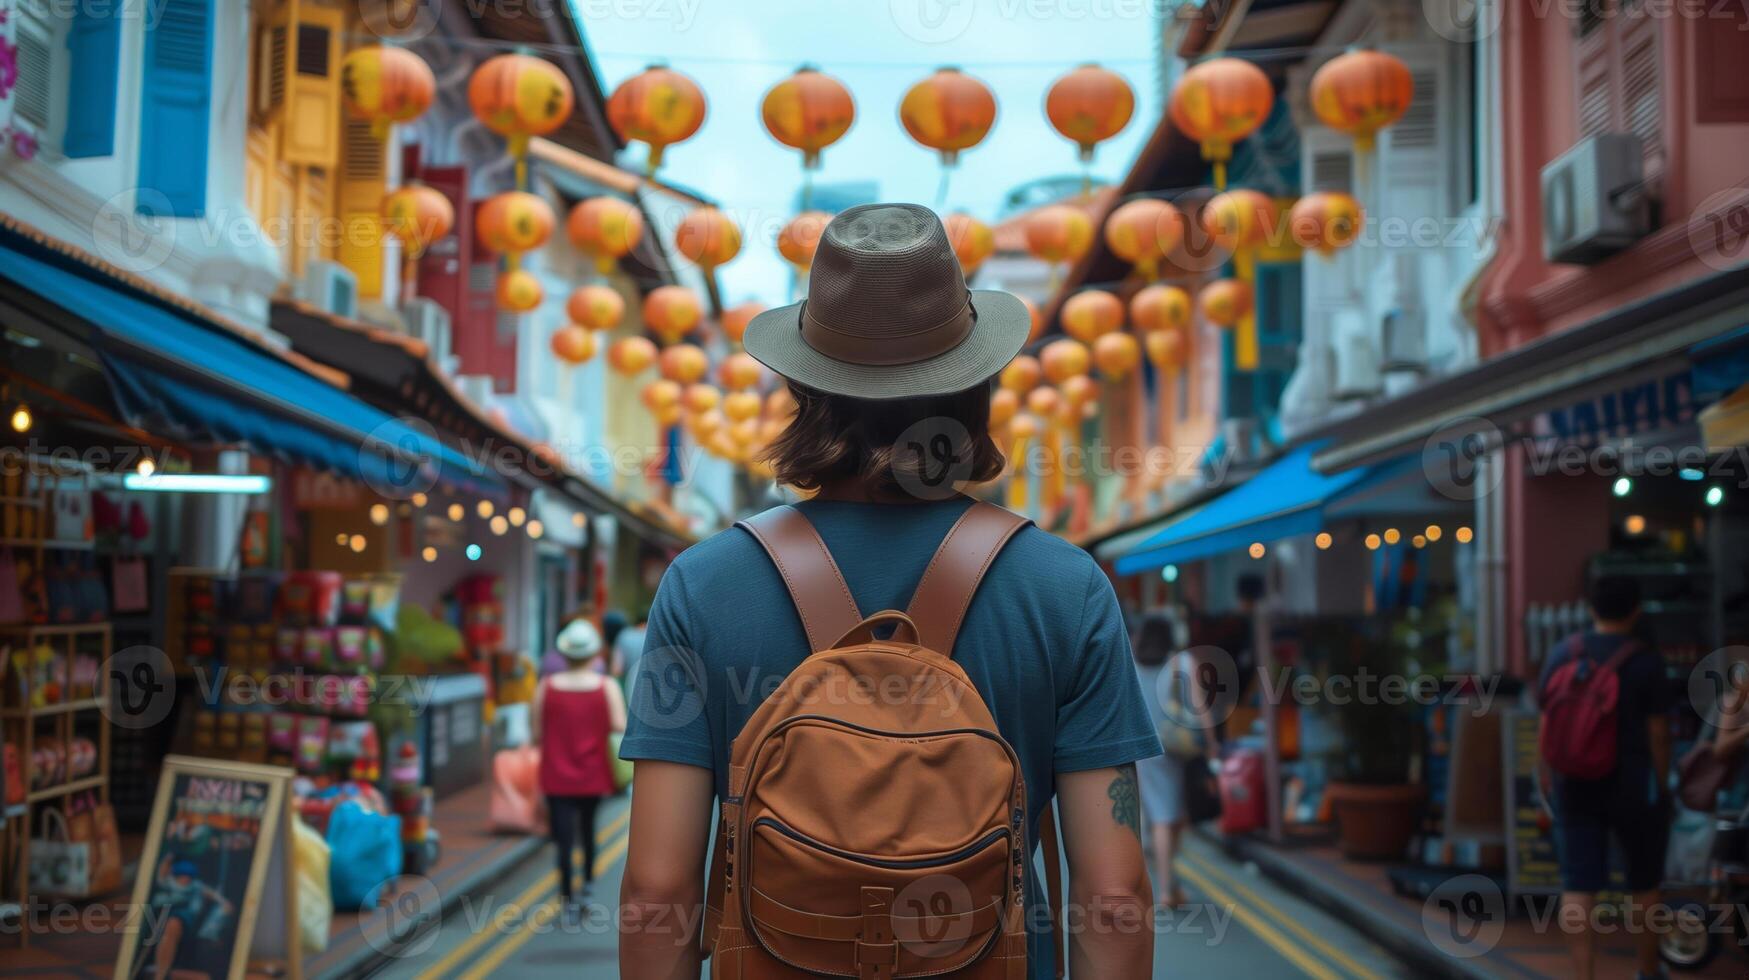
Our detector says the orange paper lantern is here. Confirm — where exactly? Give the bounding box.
[1199,278,1252,328]
[990,388,1019,428]
[717,352,763,390]
[1010,413,1040,441]
[1145,330,1186,371]
[761,66,855,169]
[566,285,624,331]
[1310,49,1415,153]
[723,390,763,422]
[721,302,767,344]
[1024,205,1094,265]
[341,46,435,139]
[643,286,702,344]
[1026,386,1061,418]
[1130,284,1193,334]
[657,343,709,384]
[1060,374,1099,407]
[550,325,596,365]
[496,269,543,312]
[1169,58,1274,187]
[1021,296,1043,343]
[900,67,997,166]
[1200,189,1276,253]
[1092,332,1141,380]
[943,212,995,277]
[567,197,644,275]
[1040,338,1090,384]
[682,383,721,415]
[1045,63,1135,162]
[1289,191,1366,256]
[607,65,707,171]
[1061,290,1123,344]
[767,387,798,420]
[608,336,658,376]
[381,185,454,258]
[641,378,682,412]
[1104,199,1185,279]
[674,207,742,270]
[778,211,831,269]
[476,191,555,255]
[1000,355,1041,394]
[468,54,574,157]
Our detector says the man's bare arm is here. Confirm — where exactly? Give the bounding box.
[620,761,715,980]
[1056,765,1155,977]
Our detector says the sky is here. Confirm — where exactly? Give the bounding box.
[574,0,1169,308]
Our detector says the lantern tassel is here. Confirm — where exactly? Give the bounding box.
[935,167,951,210]
[1235,248,1258,372]
[1213,160,1228,192]
[1007,434,1031,511]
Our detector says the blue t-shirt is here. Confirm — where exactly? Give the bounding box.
[619,496,1161,977]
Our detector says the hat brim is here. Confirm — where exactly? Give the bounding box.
[742,290,1033,401]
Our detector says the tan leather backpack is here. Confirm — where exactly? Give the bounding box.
[702,500,1063,979]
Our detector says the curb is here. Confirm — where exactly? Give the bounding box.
[320,836,546,980]
[1196,828,1497,980]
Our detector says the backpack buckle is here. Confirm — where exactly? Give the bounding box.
[857,886,897,975]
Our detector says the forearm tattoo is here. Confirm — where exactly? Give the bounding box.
[1108,764,1141,840]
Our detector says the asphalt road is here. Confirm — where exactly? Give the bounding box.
[371,795,1413,979]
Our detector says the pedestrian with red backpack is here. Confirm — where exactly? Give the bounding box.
[617,205,1160,979]
[1538,575,1674,980]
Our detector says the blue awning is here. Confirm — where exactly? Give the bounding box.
[1113,440,1415,574]
[1,229,504,498]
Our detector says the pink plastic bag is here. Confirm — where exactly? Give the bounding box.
[489,746,544,833]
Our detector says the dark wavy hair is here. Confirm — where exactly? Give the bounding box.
[758,380,1005,497]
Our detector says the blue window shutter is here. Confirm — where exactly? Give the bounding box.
[136,0,213,218]
[62,3,122,158]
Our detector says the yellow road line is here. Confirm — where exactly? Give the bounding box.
[416,803,630,979]
[1177,861,1343,980]
[1183,850,1383,980]
[454,822,633,980]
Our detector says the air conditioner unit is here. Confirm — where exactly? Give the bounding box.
[296,260,359,320]
[1541,134,1651,265]
[402,298,452,365]
[1333,322,1382,401]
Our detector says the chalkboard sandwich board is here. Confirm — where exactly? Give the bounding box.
[115,756,301,980]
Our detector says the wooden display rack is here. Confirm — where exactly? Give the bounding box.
[0,622,113,948]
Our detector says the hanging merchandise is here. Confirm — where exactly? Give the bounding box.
[1061,289,1124,344]
[1168,57,1274,190]
[566,285,625,331]
[643,286,703,345]
[468,53,575,183]
[567,196,645,276]
[1103,198,1185,280]
[900,67,997,204]
[674,207,743,273]
[340,46,436,140]
[607,64,707,173]
[1045,63,1134,190]
[762,65,855,176]
[1201,189,1276,370]
[1289,191,1366,257]
[942,212,995,279]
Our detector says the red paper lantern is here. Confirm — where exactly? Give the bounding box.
[1200,189,1276,253]
[495,269,543,312]
[674,207,742,270]
[1199,278,1252,328]
[567,197,644,275]
[1169,58,1274,187]
[468,54,574,157]
[721,302,766,344]
[778,211,831,269]
[990,388,1019,428]
[643,286,702,344]
[607,65,707,171]
[609,336,658,376]
[943,212,994,277]
[1061,290,1123,344]
[1092,332,1140,380]
[1289,191,1366,256]
[550,325,596,365]
[566,285,624,331]
[341,46,435,139]
[1000,355,1041,394]
[1310,49,1415,153]
[717,352,762,390]
[1129,284,1193,334]
[1024,205,1094,265]
[1145,330,1186,371]
[1045,63,1135,162]
[658,343,709,385]
[1104,198,1185,279]
[1040,339,1090,384]
[476,191,555,255]
[900,67,997,166]
[381,185,454,258]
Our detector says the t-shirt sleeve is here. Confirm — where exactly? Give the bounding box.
[617,561,714,770]
[1053,564,1165,772]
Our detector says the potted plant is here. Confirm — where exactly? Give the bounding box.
[1320,619,1428,861]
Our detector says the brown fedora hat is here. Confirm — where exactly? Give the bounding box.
[743,203,1032,400]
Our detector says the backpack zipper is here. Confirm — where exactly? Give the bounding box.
[750,818,1010,870]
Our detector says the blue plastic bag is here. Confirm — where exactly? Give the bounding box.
[326,799,403,909]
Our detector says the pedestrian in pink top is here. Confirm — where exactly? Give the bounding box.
[532,618,626,911]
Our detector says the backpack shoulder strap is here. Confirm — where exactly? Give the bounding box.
[906,500,1031,656]
[1601,636,1643,673]
[737,505,862,654]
